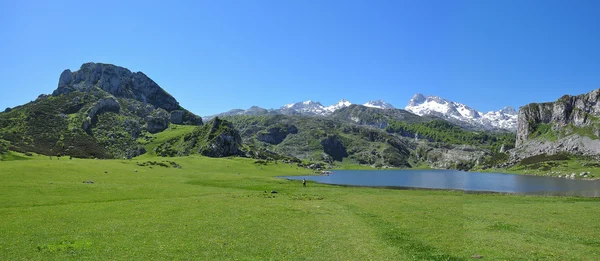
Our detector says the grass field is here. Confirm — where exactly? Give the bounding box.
[1,153,599,260]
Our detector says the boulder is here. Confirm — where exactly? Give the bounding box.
[58,69,72,88]
[145,108,170,133]
[170,110,203,125]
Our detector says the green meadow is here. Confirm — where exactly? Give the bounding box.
[1,153,599,260]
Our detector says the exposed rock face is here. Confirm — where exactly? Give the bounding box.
[424,145,489,170]
[320,135,348,161]
[82,97,121,132]
[145,108,170,133]
[170,110,202,125]
[514,88,600,159]
[200,117,242,157]
[53,62,180,112]
[256,124,298,144]
[512,136,600,160]
[58,69,72,88]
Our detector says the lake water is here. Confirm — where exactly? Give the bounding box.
[282,170,600,197]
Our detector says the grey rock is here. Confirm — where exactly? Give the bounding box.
[82,97,121,132]
[199,117,243,157]
[514,89,600,159]
[170,110,202,125]
[53,62,180,112]
[145,108,170,133]
[58,69,72,88]
[424,144,489,170]
[517,89,600,147]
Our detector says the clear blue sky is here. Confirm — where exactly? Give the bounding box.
[1,0,599,116]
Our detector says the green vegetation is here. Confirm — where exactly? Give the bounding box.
[138,124,196,157]
[561,123,600,140]
[223,114,413,167]
[385,119,516,152]
[528,122,557,141]
[0,155,599,260]
[485,153,600,178]
[0,89,202,159]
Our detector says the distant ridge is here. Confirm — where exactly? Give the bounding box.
[405,93,518,131]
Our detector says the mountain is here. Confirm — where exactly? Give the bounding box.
[405,93,518,131]
[363,100,395,109]
[325,99,352,112]
[0,62,204,158]
[210,99,396,118]
[513,88,600,160]
[206,106,278,119]
[221,114,412,167]
[279,100,329,116]
[331,104,426,128]
[279,99,354,116]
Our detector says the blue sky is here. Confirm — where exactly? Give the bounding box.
[1,0,599,116]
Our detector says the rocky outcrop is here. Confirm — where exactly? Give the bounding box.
[145,108,170,133]
[199,117,242,157]
[58,69,72,88]
[256,124,298,144]
[515,89,600,157]
[82,97,121,132]
[170,110,202,125]
[53,62,180,112]
[320,135,348,161]
[512,136,600,160]
[423,145,489,170]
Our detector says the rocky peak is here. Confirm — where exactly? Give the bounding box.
[363,100,395,109]
[53,62,180,112]
[325,99,352,112]
[500,106,517,115]
[405,93,517,131]
[407,93,426,107]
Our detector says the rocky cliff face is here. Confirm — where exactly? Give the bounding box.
[54,62,194,116]
[514,89,600,157]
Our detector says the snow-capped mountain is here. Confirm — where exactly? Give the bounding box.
[405,93,518,131]
[280,99,354,116]
[208,99,394,118]
[363,100,395,109]
[325,99,352,112]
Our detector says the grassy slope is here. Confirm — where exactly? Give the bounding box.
[0,155,599,260]
[137,124,197,157]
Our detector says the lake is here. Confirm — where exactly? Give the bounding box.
[282,170,600,197]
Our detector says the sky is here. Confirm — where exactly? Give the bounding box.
[1,0,599,116]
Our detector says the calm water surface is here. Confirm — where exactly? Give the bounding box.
[282,170,600,197]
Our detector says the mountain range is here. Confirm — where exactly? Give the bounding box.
[404,94,518,131]
[3,62,597,173]
[208,95,517,131]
